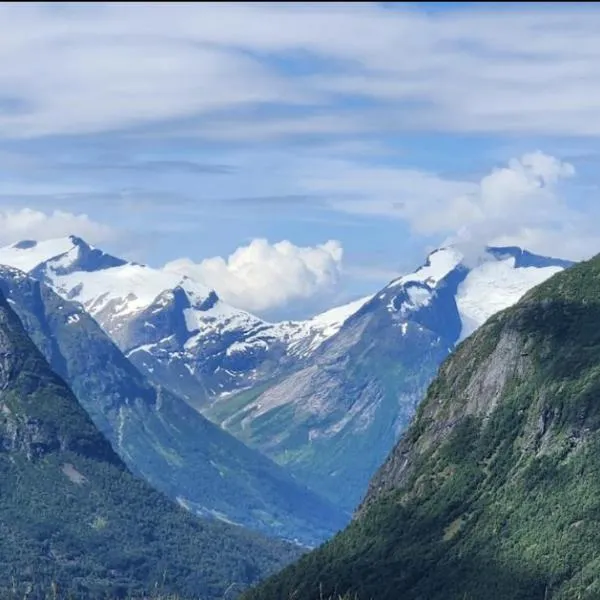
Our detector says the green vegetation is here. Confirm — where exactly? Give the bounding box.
[2,587,361,600]
[3,581,191,600]
[0,269,345,546]
[206,319,446,512]
[245,255,600,599]
[203,381,275,430]
[0,292,300,599]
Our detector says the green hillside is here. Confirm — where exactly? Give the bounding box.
[0,291,300,599]
[245,255,600,600]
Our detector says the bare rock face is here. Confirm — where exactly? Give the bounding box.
[359,320,534,513]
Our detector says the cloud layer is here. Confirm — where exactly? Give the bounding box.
[164,238,344,313]
[4,3,600,138]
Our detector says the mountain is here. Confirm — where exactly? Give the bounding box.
[244,252,600,600]
[207,246,572,511]
[0,287,300,599]
[0,237,364,408]
[0,237,572,515]
[0,265,345,546]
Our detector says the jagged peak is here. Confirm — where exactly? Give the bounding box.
[68,234,92,249]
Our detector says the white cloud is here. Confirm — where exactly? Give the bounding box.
[437,152,580,261]
[296,150,599,261]
[440,151,576,239]
[4,4,600,137]
[0,208,113,246]
[163,238,344,313]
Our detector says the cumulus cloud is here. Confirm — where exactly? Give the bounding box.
[440,151,577,263]
[0,208,113,246]
[298,150,598,261]
[163,238,343,313]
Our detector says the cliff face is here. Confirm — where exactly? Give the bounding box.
[246,254,600,600]
[360,322,533,512]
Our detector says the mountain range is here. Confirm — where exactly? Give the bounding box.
[0,262,344,547]
[0,286,300,600]
[0,232,592,600]
[246,252,600,600]
[0,237,572,516]
[205,246,572,510]
[0,236,360,408]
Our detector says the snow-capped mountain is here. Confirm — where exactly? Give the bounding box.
[267,294,373,358]
[205,245,573,512]
[0,236,574,513]
[0,262,346,545]
[0,236,370,406]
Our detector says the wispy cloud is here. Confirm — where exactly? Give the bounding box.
[1,3,600,315]
[3,3,600,138]
[58,159,236,175]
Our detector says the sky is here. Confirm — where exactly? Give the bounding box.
[1,2,600,320]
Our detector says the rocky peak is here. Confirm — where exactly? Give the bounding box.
[198,289,219,311]
[40,235,127,276]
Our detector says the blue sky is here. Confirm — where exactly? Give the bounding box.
[1,2,600,319]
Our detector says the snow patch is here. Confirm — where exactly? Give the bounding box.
[390,247,462,288]
[456,257,563,340]
[268,294,372,357]
[0,237,75,273]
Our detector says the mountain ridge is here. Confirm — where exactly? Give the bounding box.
[0,286,301,600]
[0,263,345,546]
[206,244,572,510]
[245,253,600,600]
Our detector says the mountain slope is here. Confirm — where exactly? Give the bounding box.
[0,288,300,600]
[245,253,600,600]
[2,237,572,516]
[0,236,364,407]
[208,246,571,511]
[0,266,345,546]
